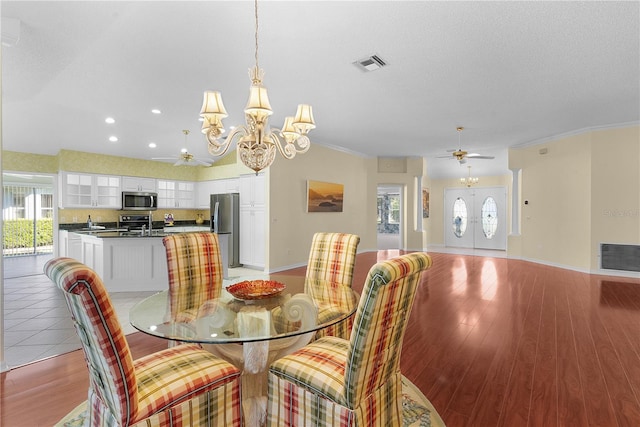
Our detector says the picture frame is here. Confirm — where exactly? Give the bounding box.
[422,188,430,218]
[307,180,344,212]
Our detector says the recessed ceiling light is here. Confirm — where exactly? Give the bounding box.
[148,142,157,148]
[151,109,162,114]
[109,136,118,142]
[105,117,115,124]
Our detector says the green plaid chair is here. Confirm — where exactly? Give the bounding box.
[268,252,432,426]
[305,232,360,340]
[163,232,224,323]
[44,257,242,427]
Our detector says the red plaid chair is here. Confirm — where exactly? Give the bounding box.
[163,232,224,323]
[268,252,432,426]
[305,232,360,340]
[44,257,242,427]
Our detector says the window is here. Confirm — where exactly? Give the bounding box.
[377,196,383,223]
[388,194,400,224]
[481,196,498,239]
[452,197,468,238]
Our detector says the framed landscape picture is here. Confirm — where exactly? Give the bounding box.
[422,188,430,218]
[307,180,344,212]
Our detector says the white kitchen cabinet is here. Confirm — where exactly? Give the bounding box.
[239,207,265,268]
[73,233,168,292]
[60,172,121,208]
[122,176,157,192]
[239,174,265,208]
[157,180,195,209]
[239,174,266,268]
[196,178,241,208]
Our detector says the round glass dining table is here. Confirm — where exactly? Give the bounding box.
[129,274,359,426]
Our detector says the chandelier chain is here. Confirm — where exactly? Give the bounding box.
[254,0,259,70]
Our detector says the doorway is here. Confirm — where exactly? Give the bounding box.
[2,173,55,277]
[377,185,402,249]
[444,186,507,250]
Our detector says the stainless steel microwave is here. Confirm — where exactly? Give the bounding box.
[122,192,158,211]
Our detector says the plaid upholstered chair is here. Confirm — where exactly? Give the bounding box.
[163,232,224,323]
[305,232,360,340]
[44,257,242,427]
[267,252,432,426]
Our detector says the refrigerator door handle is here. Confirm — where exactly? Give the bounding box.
[213,201,220,233]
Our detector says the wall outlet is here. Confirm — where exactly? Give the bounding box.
[72,216,78,222]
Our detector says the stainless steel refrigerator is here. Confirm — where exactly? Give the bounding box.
[210,193,241,268]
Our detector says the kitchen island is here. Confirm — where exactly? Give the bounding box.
[60,227,227,292]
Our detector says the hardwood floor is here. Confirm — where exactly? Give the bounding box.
[2,251,640,426]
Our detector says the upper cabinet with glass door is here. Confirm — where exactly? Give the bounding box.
[60,172,121,208]
[157,179,195,209]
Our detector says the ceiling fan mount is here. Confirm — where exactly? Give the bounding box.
[438,126,495,164]
[152,130,214,167]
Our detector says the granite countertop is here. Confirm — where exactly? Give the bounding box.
[77,230,170,238]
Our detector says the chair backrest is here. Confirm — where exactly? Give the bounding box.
[343,252,432,406]
[163,232,224,320]
[44,257,138,426]
[305,232,360,287]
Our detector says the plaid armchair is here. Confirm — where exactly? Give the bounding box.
[305,232,360,340]
[163,232,224,323]
[44,257,242,427]
[267,252,432,426]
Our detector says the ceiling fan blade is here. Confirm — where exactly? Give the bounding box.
[192,158,213,166]
[466,154,495,159]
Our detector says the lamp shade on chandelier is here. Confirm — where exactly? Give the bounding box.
[200,0,315,174]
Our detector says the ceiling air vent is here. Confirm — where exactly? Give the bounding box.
[353,54,387,72]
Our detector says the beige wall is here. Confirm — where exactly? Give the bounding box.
[266,145,373,270]
[266,147,426,271]
[4,124,637,273]
[590,126,640,270]
[509,125,639,272]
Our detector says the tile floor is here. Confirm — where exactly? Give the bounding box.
[2,254,262,369]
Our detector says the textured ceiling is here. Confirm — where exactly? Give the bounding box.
[2,1,638,179]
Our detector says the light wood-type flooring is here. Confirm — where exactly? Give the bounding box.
[2,251,640,426]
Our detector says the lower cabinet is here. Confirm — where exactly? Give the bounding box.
[72,233,168,292]
[239,207,265,268]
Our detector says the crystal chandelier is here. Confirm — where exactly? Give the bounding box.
[200,0,315,174]
[461,166,479,187]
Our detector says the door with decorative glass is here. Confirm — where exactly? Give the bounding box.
[444,187,506,250]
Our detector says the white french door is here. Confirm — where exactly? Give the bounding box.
[444,186,507,250]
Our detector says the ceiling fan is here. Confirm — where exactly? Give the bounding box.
[437,127,495,164]
[152,130,214,166]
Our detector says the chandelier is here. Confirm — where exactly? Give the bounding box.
[199,0,315,174]
[461,166,479,187]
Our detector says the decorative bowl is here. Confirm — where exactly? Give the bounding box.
[226,280,286,300]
